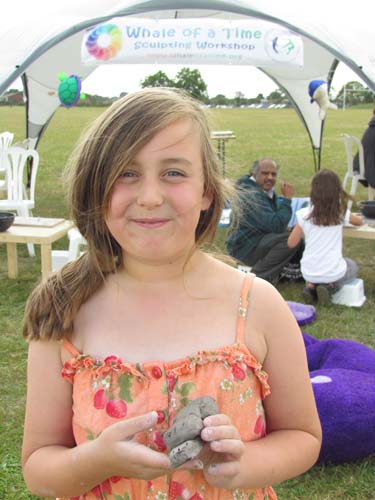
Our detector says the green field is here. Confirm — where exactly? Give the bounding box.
[0,105,374,499]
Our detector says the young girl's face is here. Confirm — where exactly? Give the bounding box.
[105,118,212,267]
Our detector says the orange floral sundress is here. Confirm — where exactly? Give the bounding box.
[60,275,277,500]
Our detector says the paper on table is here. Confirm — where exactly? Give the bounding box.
[14,217,65,227]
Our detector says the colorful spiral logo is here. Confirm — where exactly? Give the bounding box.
[85,24,122,61]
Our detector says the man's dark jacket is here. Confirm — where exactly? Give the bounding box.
[353,115,375,188]
[226,176,292,262]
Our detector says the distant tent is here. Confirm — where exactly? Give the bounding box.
[1,0,374,169]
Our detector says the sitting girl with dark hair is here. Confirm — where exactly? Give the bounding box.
[288,169,363,304]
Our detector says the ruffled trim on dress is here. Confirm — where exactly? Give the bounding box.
[166,344,270,399]
[61,355,146,383]
[61,343,270,399]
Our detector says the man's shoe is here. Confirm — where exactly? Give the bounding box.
[316,284,332,305]
[302,286,317,304]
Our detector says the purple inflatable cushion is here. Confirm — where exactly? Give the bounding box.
[302,332,375,464]
[287,301,316,326]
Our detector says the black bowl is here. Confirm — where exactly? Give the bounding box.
[0,212,15,231]
[358,200,375,219]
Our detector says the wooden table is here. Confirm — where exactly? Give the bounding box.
[343,222,375,240]
[210,131,236,177]
[0,217,74,279]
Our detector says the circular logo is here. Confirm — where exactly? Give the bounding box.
[86,24,122,61]
[264,29,301,63]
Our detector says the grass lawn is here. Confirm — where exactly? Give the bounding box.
[0,104,374,499]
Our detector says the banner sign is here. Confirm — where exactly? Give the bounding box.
[81,18,303,67]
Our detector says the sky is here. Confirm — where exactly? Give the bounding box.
[10,61,361,100]
[79,62,362,99]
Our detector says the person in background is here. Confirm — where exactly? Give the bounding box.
[21,88,321,500]
[288,169,363,305]
[226,158,303,283]
[353,105,375,188]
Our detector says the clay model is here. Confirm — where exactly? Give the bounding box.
[164,396,218,468]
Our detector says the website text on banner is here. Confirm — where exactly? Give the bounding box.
[82,18,303,67]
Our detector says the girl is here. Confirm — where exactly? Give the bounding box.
[288,169,363,305]
[22,88,321,500]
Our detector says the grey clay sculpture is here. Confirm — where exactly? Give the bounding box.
[164,396,218,468]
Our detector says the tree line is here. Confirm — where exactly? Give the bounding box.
[2,68,374,108]
[140,68,289,106]
[140,68,374,107]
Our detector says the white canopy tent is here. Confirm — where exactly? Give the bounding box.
[1,0,375,170]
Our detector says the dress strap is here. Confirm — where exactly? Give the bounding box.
[236,274,255,344]
[61,337,81,357]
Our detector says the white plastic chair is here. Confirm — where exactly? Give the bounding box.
[0,131,14,190]
[0,147,39,256]
[51,227,87,271]
[342,134,375,210]
[0,131,14,150]
[0,154,6,191]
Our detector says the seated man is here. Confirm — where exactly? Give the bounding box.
[226,158,303,283]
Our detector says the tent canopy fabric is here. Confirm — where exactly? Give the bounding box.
[1,0,374,169]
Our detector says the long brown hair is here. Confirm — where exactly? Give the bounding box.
[23,88,231,341]
[308,169,351,226]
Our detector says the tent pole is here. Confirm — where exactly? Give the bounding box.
[313,147,321,172]
[21,73,32,188]
[314,59,339,172]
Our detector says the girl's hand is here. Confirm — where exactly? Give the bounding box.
[95,411,171,480]
[198,414,245,489]
[281,181,295,199]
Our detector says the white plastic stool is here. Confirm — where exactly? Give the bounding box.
[331,279,366,307]
[51,227,87,271]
